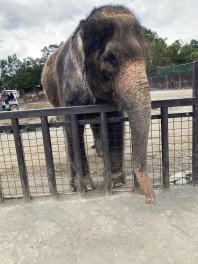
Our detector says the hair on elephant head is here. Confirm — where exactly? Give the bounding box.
[41,5,155,204]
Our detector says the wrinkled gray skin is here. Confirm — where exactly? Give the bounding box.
[41,5,155,204]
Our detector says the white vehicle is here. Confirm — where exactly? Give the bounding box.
[3,89,19,99]
[0,91,19,111]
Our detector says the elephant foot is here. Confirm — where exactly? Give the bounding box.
[111,172,126,188]
[71,176,95,192]
[83,177,95,191]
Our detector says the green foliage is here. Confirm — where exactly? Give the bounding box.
[41,43,62,61]
[143,27,159,42]
[0,43,62,90]
[143,28,198,69]
[13,57,44,90]
[143,27,169,67]
[147,37,170,68]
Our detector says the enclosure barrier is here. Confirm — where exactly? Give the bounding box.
[148,62,193,90]
[0,62,198,202]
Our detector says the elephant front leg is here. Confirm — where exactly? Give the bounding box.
[65,121,94,192]
[79,125,95,190]
[64,124,76,190]
[108,112,126,187]
[90,124,103,157]
[91,112,125,188]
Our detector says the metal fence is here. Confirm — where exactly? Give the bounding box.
[148,62,193,90]
[0,62,198,202]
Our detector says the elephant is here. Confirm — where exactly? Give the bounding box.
[41,5,155,204]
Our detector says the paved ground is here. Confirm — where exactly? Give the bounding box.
[0,185,198,264]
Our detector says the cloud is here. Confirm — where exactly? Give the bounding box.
[129,0,198,44]
[0,0,197,59]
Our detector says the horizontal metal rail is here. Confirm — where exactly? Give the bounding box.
[151,97,197,108]
[0,111,193,131]
[0,97,197,121]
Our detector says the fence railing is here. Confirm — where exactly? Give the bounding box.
[148,61,193,90]
[0,61,198,202]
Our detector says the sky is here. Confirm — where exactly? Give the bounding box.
[0,0,198,60]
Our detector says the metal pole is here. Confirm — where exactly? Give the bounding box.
[70,114,84,194]
[161,107,170,187]
[11,118,30,200]
[41,116,57,197]
[100,112,112,193]
[0,181,3,203]
[192,61,198,185]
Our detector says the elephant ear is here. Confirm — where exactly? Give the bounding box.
[70,20,86,82]
[70,21,96,103]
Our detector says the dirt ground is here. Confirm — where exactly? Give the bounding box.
[0,89,193,198]
[20,88,193,110]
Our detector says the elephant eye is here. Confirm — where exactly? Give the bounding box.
[103,53,118,68]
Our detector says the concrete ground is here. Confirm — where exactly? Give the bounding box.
[0,186,198,264]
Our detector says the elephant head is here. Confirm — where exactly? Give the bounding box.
[42,5,155,204]
[76,6,155,203]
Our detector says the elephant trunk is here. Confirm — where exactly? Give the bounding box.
[115,60,155,204]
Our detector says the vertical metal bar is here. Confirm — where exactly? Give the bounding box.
[192,61,198,185]
[41,116,57,197]
[70,114,84,193]
[11,118,30,200]
[161,107,170,187]
[100,112,112,193]
[0,182,3,203]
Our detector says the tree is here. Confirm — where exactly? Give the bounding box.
[143,27,159,42]
[0,54,44,90]
[0,54,22,88]
[143,27,169,68]
[13,57,44,90]
[167,40,198,64]
[190,39,198,49]
[41,43,62,61]
[143,27,198,69]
